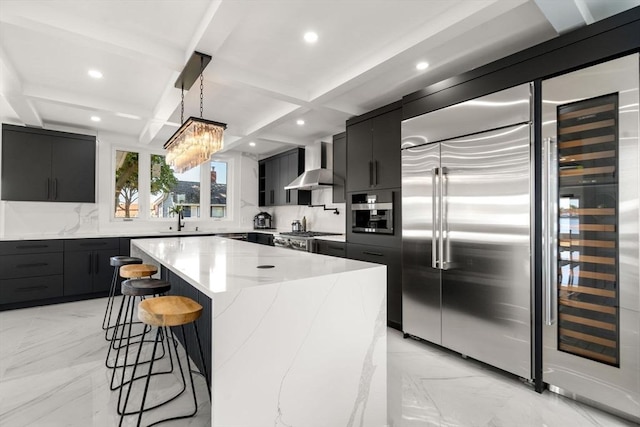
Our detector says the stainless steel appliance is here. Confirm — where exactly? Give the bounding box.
[401,83,533,379]
[253,212,273,229]
[541,54,639,421]
[351,191,393,234]
[274,231,341,252]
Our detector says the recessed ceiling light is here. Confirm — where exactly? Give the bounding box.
[296,119,305,126]
[304,31,318,43]
[416,62,430,71]
[249,142,256,147]
[91,116,101,122]
[88,69,103,79]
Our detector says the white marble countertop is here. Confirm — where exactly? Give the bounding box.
[131,235,370,298]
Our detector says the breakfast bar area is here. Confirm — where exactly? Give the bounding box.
[131,235,387,426]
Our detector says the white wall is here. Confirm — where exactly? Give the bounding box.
[0,126,262,238]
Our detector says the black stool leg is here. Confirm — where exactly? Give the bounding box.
[102,266,119,335]
[193,321,211,399]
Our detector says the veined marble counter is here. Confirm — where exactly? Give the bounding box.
[131,236,387,427]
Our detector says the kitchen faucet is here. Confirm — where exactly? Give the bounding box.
[178,210,185,231]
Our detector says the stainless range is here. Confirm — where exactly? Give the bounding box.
[273,231,341,252]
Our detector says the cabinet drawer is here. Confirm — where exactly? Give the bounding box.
[0,240,63,255]
[64,238,119,252]
[0,253,63,279]
[315,240,346,258]
[0,275,64,304]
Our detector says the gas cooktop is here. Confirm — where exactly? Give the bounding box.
[278,231,341,238]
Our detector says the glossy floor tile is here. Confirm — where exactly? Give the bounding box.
[0,298,636,427]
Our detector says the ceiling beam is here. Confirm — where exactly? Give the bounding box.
[0,50,42,127]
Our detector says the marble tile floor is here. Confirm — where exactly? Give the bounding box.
[0,298,636,427]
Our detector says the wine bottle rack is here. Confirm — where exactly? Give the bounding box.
[556,93,619,367]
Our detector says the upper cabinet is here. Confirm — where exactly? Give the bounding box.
[346,107,401,192]
[1,124,96,203]
[259,147,311,207]
[332,132,346,203]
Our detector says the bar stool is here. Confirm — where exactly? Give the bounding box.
[119,295,210,427]
[103,256,143,341]
[110,278,175,397]
[106,264,159,369]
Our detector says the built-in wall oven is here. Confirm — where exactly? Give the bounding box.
[351,191,394,234]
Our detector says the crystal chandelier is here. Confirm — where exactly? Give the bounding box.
[164,52,226,173]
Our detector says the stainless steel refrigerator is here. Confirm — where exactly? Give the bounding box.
[541,53,639,421]
[401,83,533,379]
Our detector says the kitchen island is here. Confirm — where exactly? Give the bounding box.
[131,236,387,427]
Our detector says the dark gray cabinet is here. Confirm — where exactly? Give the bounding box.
[247,232,274,246]
[164,267,212,385]
[0,240,64,306]
[315,240,346,258]
[63,238,120,296]
[347,243,402,330]
[259,147,311,206]
[332,132,346,203]
[346,108,401,192]
[1,124,96,202]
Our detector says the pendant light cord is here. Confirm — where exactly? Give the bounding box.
[180,84,184,124]
[200,55,204,119]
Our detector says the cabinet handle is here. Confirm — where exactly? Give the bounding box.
[362,251,383,257]
[369,161,373,186]
[373,160,378,186]
[88,253,92,274]
[15,244,49,250]
[328,245,344,251]
[53,178,58,200]
[17,262,48,268]
[80,242,108,247]
[16,285,48,293]
[95,253,100,274]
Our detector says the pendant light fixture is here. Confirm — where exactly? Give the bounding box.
[164,51,227,173]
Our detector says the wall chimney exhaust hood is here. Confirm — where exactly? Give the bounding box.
[284,168,333,191]
[284,141,334,191]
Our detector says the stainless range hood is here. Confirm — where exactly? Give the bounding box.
[284,141,333,190]
[284,168,333,190]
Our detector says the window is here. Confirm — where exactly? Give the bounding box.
[114,150,139,218]
[210,161,227,218]
[149,154,178,218]
[170,165,201,218]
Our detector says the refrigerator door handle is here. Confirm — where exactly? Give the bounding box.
[441,166,450,270]
[543,137,558,325]
[432,167,440,269]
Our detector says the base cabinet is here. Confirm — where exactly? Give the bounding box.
[347,243,402,329]
[0,240,64,306]
[315,240,346,258]
[163,267,212,385]
[63,238,120,296]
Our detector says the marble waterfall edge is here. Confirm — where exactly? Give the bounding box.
[211,267,387,426]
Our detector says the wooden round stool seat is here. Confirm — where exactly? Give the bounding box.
[138,296,202,327]
[120,263,157,279]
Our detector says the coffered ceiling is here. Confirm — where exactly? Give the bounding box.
[1,0,638,157]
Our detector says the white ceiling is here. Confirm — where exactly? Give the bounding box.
[1,0,638,157]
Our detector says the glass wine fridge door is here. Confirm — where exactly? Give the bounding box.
[542,54,639,422]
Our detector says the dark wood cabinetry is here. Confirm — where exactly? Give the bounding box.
[0,240,64,306]
[332,132,346,203]
[247,232,274,246]
[63,238,120,296]
[259,147,311,206]
[163,267,212,385]
[1,124,96,202]
[347,242,402,330]
[346,107,401,192]
[315,240,346,258]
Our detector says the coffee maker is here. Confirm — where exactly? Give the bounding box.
[253,212,273,229]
